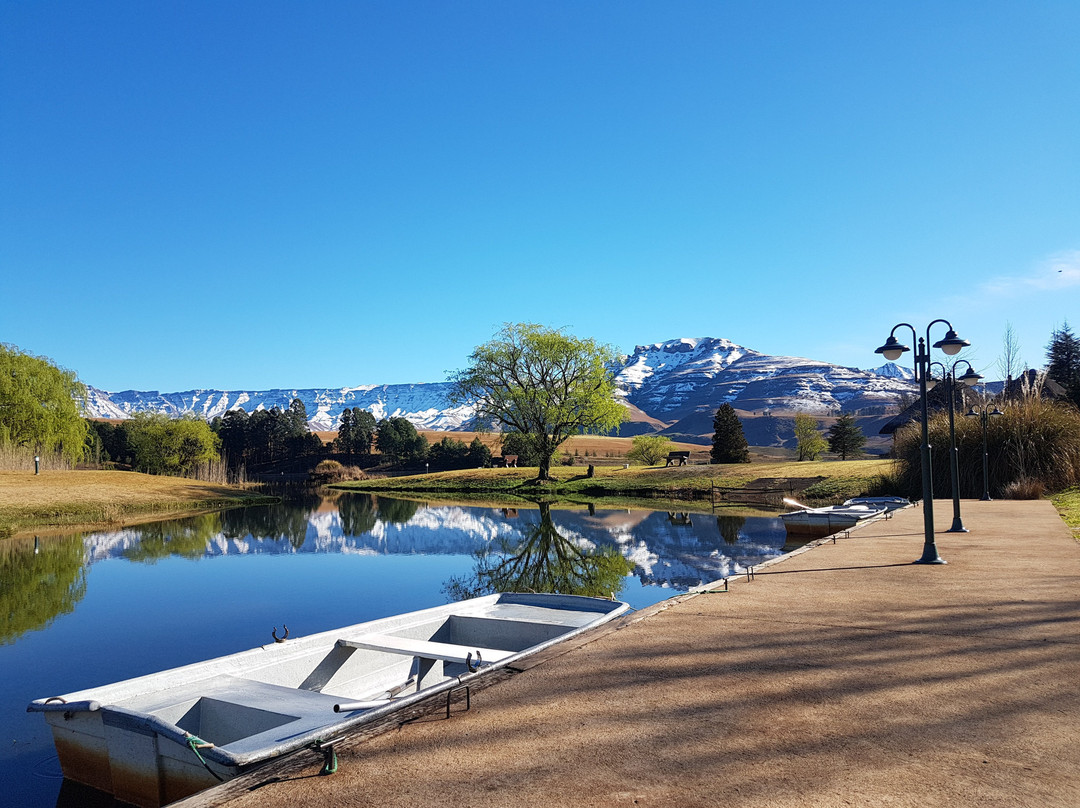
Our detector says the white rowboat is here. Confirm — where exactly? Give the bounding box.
[28,593,629,807]
[780,504,887,535]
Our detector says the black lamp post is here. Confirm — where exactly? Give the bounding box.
[965,400,1004,501]
[927,360,983,533]
[875,320,970,564]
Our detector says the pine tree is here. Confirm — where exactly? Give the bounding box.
[335,408,354,457]
[826,413,866,460]
[711,404,750,464]
[1046,323,1080,406]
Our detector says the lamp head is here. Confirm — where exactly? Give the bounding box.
[989,407,1004,417]
[875,335,909,362]
[933,328,970,356]
[958,367,983,387]
[964,407,978,418]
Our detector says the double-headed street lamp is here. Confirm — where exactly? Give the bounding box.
[875,319,970,564]
[927,360,983,533]
[965,400,1004,501]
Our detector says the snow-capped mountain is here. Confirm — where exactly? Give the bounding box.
[867,362,917,381]
[87,383,470,431]
[83,336,917,432]
[614,338,915,420]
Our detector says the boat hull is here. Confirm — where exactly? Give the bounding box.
[781,505,886,536]
[31,593,628,807]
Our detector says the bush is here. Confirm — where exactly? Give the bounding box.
[311,459,366,483]
[1001,478,1046,500]
[892,396,1080,498]
[628,434,674,466]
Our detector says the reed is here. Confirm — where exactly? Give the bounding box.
[892,396,1080,499]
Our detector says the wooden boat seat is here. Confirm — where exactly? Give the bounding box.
[337,633,515,666]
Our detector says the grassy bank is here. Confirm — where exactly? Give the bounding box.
[0,470,277,538]
[1051,487,1080,542]
[333,458,899,502]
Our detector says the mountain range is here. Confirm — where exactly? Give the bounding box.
[84,337,917,445]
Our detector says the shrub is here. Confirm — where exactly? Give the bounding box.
[628,434,674,466]
[1001,478,1046,500]
[311,459,366,483]
[892,396,1080,498]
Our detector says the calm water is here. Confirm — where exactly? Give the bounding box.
[1,492,792,807]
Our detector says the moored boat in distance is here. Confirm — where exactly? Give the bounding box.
[842,496,912,511]
[780,503,887,536]
[28,593,629,808]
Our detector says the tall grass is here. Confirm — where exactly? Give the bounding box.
[0,443,73,472]
[892,397,1080,498]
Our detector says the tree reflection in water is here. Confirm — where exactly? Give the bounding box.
[122,513,225,562]
[1,534,87,644]
[444,502,633,600]
[716,514,747,545]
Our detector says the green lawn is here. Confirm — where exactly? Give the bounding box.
[1051,487,1080,541]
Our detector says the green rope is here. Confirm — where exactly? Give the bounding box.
[186,735,225,782]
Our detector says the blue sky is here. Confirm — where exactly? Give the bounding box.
[2,1,1077,392]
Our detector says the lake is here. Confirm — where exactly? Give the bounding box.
[1,491,795,807]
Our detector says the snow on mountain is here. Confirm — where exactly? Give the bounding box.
[867,362,917,381]
[83,336,918,430]
[615,338,915,418]
[87,383,473,431]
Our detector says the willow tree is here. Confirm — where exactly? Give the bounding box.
[0,343,88,464]
[450,324,626,481]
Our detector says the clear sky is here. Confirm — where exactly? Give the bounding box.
[2,1,1078,393]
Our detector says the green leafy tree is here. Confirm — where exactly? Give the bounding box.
[826,413,866,460]
[428,437,470,470]
[628,434,674,465]
[449,323,626,481]
[498,431,541,466]
[0,344,89,464]
[375,417,428,464]
[1046,322,1080,407]
[710,403,750,464]
[794,413,827,461]
[126,412,221,476]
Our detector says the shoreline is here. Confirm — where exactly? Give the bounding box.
[0,470,277,539]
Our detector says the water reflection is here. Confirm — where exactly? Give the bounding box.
[3,494,792,647]
[0,535,87,644]
[444,502,634,600]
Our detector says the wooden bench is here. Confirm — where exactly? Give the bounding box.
[665,451,691,467]
[337,634,515,666]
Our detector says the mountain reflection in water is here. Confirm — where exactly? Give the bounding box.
[7,494,794,646]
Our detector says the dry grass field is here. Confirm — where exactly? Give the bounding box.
[0,470,273,538]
